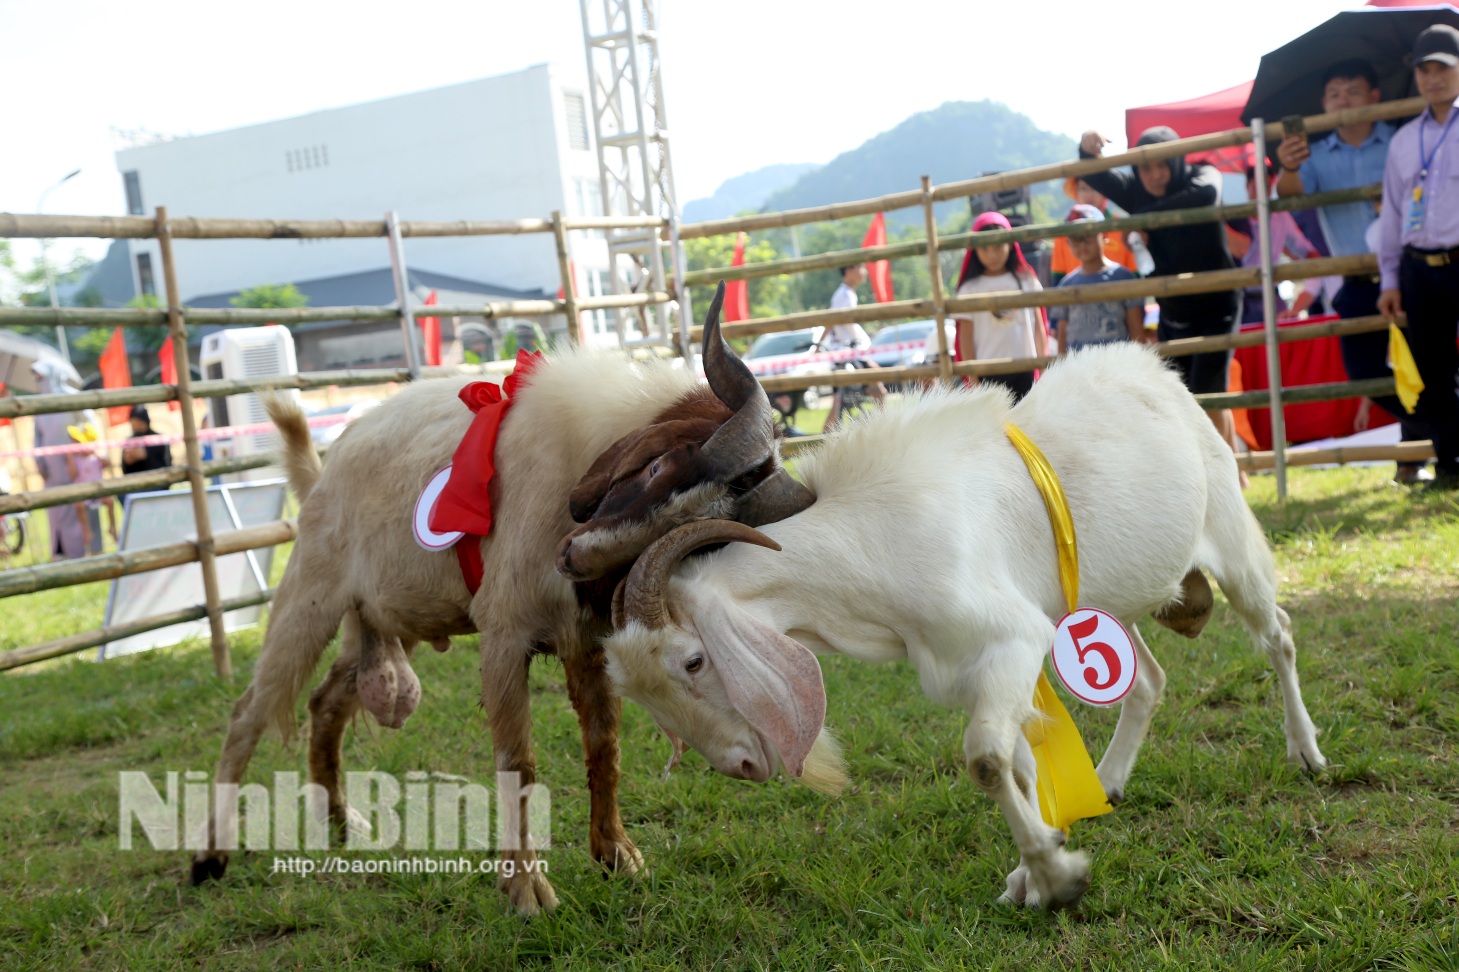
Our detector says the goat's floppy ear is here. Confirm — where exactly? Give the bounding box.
[686,591,826,778]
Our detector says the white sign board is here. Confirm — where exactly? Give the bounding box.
[100,480,287,659]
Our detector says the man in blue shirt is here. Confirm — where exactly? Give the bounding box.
[1275,57,1426,485]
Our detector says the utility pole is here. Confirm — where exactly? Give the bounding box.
[37,168,81,363]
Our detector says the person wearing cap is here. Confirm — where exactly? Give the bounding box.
[121,404,173,476]
[66,423,119,549]
[1048,206,1147,355]
[1376,24,1459,491]
[1077,125,1244,469]
[1273,57,1430,485]
[948,210,1046,401]
[1049,179,1139,284]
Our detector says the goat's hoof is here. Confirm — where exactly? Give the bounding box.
[1022,850,1091,911]
[593,835,645,877]
[190,853,228,885]
[1289,745,1328,774]
[500,867,558,917]
[998,862,1030,905]
[1104,789,1126,806]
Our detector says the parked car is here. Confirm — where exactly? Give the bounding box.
[744,327,826,413]
[306,399,381,447]
[852,319,955,392]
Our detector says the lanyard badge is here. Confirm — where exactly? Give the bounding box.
[1413,109,1459,233]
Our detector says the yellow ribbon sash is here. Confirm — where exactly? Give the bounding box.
[1005,423,1112,831]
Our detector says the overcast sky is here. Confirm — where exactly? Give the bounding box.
[2,0,1359,264]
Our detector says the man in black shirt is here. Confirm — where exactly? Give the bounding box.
[120,405,172,475]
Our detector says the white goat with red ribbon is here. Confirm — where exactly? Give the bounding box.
[603,342,1327,910]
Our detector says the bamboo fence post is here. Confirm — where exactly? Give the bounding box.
[551,211,582,346]
[667,216,694,362]
[385,211,424,380]
[1252,120,1288,501]
[920,177,954,386]
[154,205,231,680]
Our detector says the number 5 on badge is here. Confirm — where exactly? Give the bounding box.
[1050,608,1138,706]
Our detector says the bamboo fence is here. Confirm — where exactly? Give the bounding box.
[0,97,1425,672]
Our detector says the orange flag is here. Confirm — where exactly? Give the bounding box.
[159,335,180,411]
[419,290,441,366]
[724,233,750,323]
[862,213,894,303]
[99,328,132,426]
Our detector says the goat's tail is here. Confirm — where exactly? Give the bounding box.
[262,392,323,503]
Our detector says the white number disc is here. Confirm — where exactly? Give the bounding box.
[1049,607,1137,706]
[413,466,464,551]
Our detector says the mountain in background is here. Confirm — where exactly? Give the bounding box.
[761,100,1076,225]
[681,163,821,222]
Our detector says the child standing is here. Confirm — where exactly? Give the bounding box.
[66,423,120,551]
[949,211,1045,400]
[1049,205,1148,354]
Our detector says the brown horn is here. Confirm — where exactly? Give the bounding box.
[735,468,816,528]
[611,576,629,631]
[621,519,781,629]
[701,280,759,412]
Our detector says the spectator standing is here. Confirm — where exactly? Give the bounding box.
[120,404,172,476]
[28,360,96,560]
[950,211,1045,401]
[66,423,119,549]
[1228,165,1319,324]
[1078,125,1243,467]
[1050,178,1139,283]
[1376,25,1459,491]
[1275,57,1428,484]
[820,264,885,431]
[1049,205,1147,354]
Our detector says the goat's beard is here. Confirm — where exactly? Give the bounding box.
[796,728,850,797]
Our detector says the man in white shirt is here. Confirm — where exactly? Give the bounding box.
[820,264,885,431]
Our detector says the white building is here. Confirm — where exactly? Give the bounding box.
[106,63,632,362]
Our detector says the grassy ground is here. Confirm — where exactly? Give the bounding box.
[1,467,1456,970]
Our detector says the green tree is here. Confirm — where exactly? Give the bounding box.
[683,228,794,329]
[230,283,309,310]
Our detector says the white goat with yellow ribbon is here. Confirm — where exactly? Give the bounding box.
[602,342,1327,910]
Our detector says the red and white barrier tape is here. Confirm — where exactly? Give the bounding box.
[742,338,930,376]
[0,414,349,461]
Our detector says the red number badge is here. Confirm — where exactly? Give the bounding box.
[413,466,464,552]
[1050,608,1137,706]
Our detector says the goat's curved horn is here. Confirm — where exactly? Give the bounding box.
[701,280,759,412]
[611,576,629,631]
[735,468,816,528]
[621,519,781,629]
[699,280,776,479]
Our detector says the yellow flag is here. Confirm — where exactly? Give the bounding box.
[1389,324,1424,414]
[1006,422,1112,831]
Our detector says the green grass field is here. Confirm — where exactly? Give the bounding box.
[1,467,1456,971]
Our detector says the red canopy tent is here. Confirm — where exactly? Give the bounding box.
[1124,81,1254,173]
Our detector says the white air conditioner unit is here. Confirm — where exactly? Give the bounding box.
[198,326,300,483]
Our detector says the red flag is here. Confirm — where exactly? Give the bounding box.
[723,233,751,323]
[862,213,894,303]
[99,327,132,426]
[159,335,180,411]
[0,382,9,429]
[419,290,441,366]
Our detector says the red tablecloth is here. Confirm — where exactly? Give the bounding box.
[1230,314,1395,451]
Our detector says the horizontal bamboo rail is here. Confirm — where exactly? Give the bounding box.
[675,98,1423,241]
[694,253,1373,344]
[0,448,323,516]
[0,213,666,241]
[1237,440,1434,472]
[0,368,411,419]
[0,519,297,599]
[683,185,1381,287]
[0,588,276,672]
[0,290,671,330]
[1200,377,1395,411]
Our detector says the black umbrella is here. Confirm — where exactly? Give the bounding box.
[1241,4,1459,125]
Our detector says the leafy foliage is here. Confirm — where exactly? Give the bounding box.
[229,283,309,310]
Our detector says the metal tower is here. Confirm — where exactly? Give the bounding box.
[579,0,685,349]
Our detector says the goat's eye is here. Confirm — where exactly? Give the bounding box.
[649,459,662,477]
[684,654,704,674]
